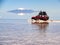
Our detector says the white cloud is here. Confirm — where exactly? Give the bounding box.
[17,13,25,16]
[18,8,25,10]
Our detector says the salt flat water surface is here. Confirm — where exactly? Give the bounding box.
[0,19,60,45]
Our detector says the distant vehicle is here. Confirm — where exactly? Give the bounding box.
[31,11,49,21]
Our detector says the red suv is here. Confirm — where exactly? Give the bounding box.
[31,11,49,21]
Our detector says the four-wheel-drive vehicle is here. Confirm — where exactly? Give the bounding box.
[31,11,49,21]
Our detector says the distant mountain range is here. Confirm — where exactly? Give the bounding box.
[8,8,38,14]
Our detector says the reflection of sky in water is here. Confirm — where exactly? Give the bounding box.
[0,19,60,45]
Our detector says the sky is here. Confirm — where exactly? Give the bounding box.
[0,0,60,19]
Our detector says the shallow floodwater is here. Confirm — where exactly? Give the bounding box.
[0,19,60,45]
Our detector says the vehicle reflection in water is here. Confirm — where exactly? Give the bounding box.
[31,22,49,33]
